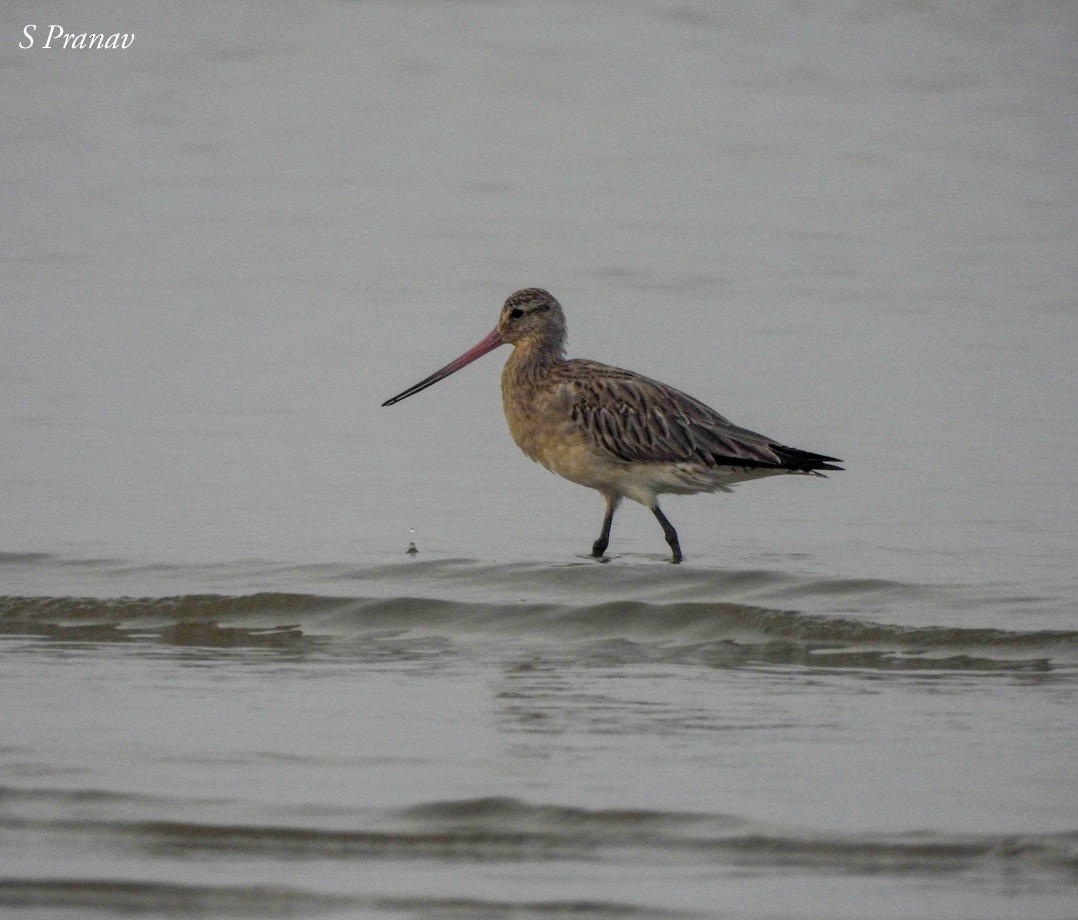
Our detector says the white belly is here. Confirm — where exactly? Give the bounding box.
[523,430,786,507]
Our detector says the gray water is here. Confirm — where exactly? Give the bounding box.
[2,2,1077,918]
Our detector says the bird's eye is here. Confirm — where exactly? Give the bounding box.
[509,308,523,319]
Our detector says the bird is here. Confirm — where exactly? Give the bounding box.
[382,288,841,563]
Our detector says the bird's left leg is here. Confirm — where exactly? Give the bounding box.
[591,494,621,558]
[651,505,683,563]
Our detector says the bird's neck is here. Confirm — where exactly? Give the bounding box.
[503,335,564,385]
[500,336,564,461]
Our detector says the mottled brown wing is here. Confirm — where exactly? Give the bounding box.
[555,360,789,468]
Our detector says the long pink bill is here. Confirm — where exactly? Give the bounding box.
[381,328,504,407]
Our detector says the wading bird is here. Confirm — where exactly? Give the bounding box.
[382,289,841,562]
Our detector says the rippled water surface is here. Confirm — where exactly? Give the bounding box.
[2,2,1077,918]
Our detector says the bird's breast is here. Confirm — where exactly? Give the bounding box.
[500,372,625,492]
[500,372,563,464]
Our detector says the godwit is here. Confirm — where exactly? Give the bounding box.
[382,288,842,562]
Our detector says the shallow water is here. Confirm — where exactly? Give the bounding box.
[2,557,1076,919]
[2,2,1077,918]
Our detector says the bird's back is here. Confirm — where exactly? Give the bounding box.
[545,358,841,474]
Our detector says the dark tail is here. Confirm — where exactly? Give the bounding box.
[772,445,844,473]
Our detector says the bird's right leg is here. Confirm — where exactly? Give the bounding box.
[591,494,621,557]
[652,504,683,563]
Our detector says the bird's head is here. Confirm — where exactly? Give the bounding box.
[497,288,567,353]
[381,288,567,407]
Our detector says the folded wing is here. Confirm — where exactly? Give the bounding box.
[556,360,842,472]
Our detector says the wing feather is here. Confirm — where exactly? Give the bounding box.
[553,359,840,471]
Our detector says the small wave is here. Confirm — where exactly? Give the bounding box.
[399,797,1078,876]
[2,592,1076,670]
[0,879,352,918]
[0,878,680,919]
[0,553,54,565]
[4,793,1075,881]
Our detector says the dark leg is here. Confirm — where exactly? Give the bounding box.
[652,505,683,563]
[591,495,620,557]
